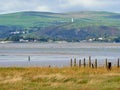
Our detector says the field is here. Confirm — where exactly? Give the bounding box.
[0,67,120,90]
[0,11,120,41]
[0,11,119,28]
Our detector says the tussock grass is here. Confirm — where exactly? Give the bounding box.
[0,67,120,90]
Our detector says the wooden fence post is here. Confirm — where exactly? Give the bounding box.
[79,59,81,68]
[92,64,94,68]
[74,58,77,67]
[95,59,97,69]
[83,58,86,67]
[28,56,30,62]
[117,58,119,68]
[107,62,112,70]
[48,65,51,68]
[105,59,108,68]
[70,59,73,67]
[89,56,91,68]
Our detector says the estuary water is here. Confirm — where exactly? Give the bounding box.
[0,42,120,67]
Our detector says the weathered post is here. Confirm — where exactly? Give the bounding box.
[95,59,97,69]
[70,59,73,67]
[74,58,77,67]
[83,58,86,67]
[105,59,108,68]
[28,56,30,62]
[107,62,112,70]
[117,58,119,68]
[48,65,51,68]
[89,56,91,68]
[79,59,81,68]
[92,64,94,68]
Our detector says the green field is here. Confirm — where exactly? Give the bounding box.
[0,67,120,90]
[0,11,120,28]
[0,11,120,41]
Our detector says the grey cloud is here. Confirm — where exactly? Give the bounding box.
[0,0,119,14]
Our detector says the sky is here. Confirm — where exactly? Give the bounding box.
[0,0,120,14]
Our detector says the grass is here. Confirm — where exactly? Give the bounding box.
[0,11,120,28]
[0,67,120,90]
[0,12,65,28]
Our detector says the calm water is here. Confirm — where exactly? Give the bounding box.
[0,43,120,67]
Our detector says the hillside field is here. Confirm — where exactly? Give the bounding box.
[0,11,120,42]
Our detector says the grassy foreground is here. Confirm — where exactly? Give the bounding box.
[0,67,120,90]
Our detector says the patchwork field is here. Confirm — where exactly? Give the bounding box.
[0,11,120,42]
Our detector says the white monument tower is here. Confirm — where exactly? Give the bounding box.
[71,18,74,23]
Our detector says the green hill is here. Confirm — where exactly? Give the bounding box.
[0,11,120,42]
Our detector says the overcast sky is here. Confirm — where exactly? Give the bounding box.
[0,0,120,14]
